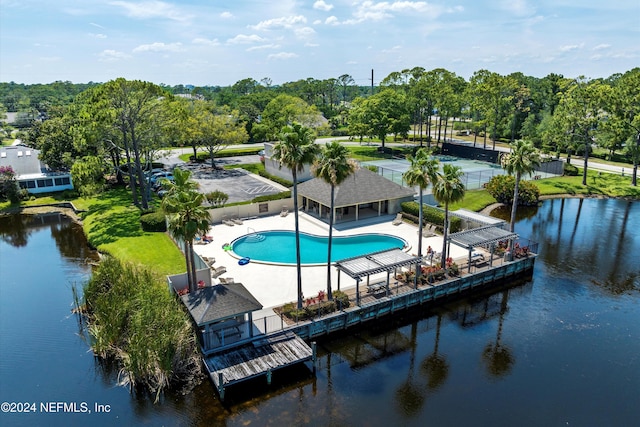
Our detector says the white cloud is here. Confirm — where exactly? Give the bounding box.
[133,42,183,53]
[246,44,281,51]
[295,27,316,39]
[220,11,233,19]
[499,0,535,17]
[267,52,298,60]
[227,34,265,44]
[109,1,190,22]
[325,16,339,25]
[98,49,131,62]
[313,1,334,12]
[344,1,458,25]
[89,22,105,29]
[192,37,219,46]
[559,43,583,52]
[251,15,307,31]
[593,44,611,51]
[89,33,107,39]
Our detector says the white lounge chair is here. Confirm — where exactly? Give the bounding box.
[392,213,403,225]
[211,266,227,278]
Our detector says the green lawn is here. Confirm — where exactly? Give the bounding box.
[1,188,185,276]
[451,169,640,212]
[79,189,185,275]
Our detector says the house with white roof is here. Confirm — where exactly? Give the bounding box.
[0,146,73,194]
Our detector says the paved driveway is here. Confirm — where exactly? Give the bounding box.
[178,158,286,204]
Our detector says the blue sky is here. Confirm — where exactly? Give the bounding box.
[1,0,638,86]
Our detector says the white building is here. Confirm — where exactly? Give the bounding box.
[0,146,73,194]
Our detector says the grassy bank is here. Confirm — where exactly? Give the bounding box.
[452,169,639,212]
[1,188,185,274]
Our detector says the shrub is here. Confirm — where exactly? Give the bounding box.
[400,202,462,233]
[0,165,20,203]
[83,256,201,396]
[205,190,229,207]
[140,211,167,232]
[485,175,540,206]
[564,162,579,176]
[251,191,291,203]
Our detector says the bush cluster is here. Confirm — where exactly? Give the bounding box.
[205,190,229,207]
[280,290,350,321]
[140,210,167,232]
[400,201,462,233]
[485,175,540,206]
[251,191,291,203]
[83,257,202,396]
[564,162,579,176]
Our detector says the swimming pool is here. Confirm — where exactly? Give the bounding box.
[231,230,407,265]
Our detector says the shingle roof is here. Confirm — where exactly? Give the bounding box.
[181,283,263,326]
[0,146,44,176]
[297,168,415,207]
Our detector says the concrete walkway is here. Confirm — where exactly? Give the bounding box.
[193,212,470,313]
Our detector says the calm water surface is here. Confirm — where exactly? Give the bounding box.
[0,199,638,426]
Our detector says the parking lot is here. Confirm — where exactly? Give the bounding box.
[176,155,287,204]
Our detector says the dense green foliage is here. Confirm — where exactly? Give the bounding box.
[83,256,201,397]
[564,163,579,176]
[0,165,20,202]
[204,190,228,207]
[400,201,462,233]
[485,175,540,206]
[140,210,167,232]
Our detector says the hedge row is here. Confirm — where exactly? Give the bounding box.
[140,210,167,232]
[400,201,462,233]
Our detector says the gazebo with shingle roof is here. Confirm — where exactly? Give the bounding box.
[180,283,263,352]
[297,168,415,223]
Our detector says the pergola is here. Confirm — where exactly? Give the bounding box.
[335,248,423,305]
[447,225,518,272]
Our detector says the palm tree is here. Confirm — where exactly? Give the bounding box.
[402,148,439,259]
[501,139,540,233]
[432,164,465,270]
[312,141,357,301]
[272,123,320,309]
[161,168,211,292]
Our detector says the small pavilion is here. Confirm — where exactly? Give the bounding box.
[335,248,423,305]
[180,283,263,353]
[447,225,519,272]
[297,168,415,223]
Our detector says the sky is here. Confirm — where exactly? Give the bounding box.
[1,0,638,87]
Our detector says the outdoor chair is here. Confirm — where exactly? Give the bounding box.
[211,266,227,278]
[392,213,403,225]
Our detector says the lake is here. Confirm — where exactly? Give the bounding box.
[0,198,638,426]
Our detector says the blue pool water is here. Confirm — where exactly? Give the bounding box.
[231,230,407,264]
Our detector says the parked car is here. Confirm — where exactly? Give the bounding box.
[150,171,173,184]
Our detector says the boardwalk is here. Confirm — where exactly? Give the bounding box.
[206,331,314,399]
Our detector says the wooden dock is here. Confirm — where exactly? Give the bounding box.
[205,331,315,400]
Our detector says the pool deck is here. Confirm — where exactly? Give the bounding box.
[193,212,471,315]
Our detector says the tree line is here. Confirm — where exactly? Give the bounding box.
[2,67,638,198]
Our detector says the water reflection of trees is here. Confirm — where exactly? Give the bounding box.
[420,312,449,390]
[0,213,33,247]
[481,291,514,380]
[525,199,640,295]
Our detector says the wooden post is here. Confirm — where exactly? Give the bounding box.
[266,369,272,385]
[356,278,361,306]
[312,341,317,374]
[218,372,225,401]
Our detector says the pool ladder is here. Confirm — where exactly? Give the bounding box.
[245,227,266,243]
